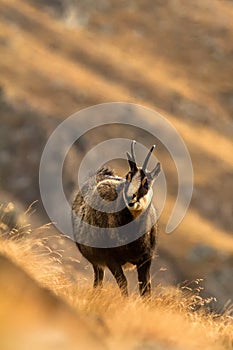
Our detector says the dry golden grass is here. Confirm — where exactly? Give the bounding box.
[0,212,232,350]
[61,284,233,350]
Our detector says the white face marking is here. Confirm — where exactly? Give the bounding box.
[126,171,141,198]
[123,187,153,217]
[138,187,153,211]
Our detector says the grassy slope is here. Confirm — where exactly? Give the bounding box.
[0,222,232,350]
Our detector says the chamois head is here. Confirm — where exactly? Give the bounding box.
[123,140,161,214]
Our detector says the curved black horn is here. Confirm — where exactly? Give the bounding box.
[142,145,155,171]
[131,140,136,163]
[147,162,161,180]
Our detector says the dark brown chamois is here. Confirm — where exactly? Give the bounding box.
[72,141,161,297]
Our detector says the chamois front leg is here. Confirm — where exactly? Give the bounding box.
[107,262,128,296]
[137,259,152,297]
[93,265,104,288]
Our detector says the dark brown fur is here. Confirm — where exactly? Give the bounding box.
[72,142,161,296]
[72,167,159,297]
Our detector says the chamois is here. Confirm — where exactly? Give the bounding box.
[72,141,161,296]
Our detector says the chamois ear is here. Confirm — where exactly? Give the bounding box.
[126,152,137,173]
[147,162,161,182]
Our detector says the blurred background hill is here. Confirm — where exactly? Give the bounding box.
[0,0,233,314]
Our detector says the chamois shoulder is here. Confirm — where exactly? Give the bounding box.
[95,167,125,202]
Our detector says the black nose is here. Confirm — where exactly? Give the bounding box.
[128,202,134,207]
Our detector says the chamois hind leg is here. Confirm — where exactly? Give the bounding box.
[137,259,152,297]
[107,263,128,296]
[93,265,104,288]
